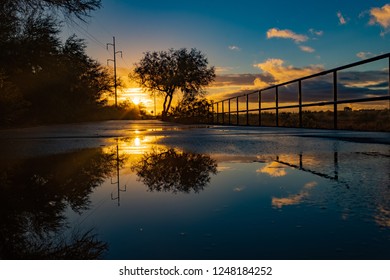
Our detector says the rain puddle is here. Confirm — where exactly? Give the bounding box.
[1,122,389,259]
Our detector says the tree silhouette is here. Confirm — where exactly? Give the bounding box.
[131,48,215,119]
[0,7,115,124]
[3,0,101,21]
[0,147,122,259]
[132,148,218,194]
[0,0,126,125]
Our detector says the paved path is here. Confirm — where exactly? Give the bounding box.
[0,120,388,159]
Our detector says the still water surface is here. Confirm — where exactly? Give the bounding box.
[1,121,389,259]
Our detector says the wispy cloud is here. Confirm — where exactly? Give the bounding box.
[337,11,348,25]
[266,28,308,43]
[228,45,241,51]
[233,186,246,192]
[309,28,324,36]
[299,45,315,53]
[304,181,318,189]
[356,51,374,60]
[267,28,316,53]
[369,4,390,36]
[215,66,234,73]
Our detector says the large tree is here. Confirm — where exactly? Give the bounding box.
[131,48,215,119]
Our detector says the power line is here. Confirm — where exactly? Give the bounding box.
[120,55,132,69]
[67,18,109,51]
[92,16,115,38]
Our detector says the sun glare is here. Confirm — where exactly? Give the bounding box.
[119,88,154,111]
[121,88,153,107]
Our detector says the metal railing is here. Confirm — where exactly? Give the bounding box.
[212,53,390,130]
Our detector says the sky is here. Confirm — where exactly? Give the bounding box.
[63,0,390,110]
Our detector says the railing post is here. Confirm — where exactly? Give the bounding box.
[246,94,249,125]
[333,71,338,130]
[222,101,225,125]
[236,96,239,125]
[275,86,279,127]
[298,80,302,128]
[258,91,262,126]
[228,99,231,125]
[388,57,390,110]
[299,153,303,169]
[334,151,339,181]
[216,102,219,124]
[211,101,214,124]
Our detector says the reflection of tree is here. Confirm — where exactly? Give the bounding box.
[0,147,122,259]
[132,148,218,194]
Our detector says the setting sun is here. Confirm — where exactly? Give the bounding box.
[120,87,154,109]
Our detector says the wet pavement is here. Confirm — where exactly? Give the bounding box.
[1,120,389,259]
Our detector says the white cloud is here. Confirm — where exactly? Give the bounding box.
[228,45,241,51]
[299,45,315,53]
[369,4,390,36]
[356,51,374,60]
[266,28,308,43]
[337,11,348,25]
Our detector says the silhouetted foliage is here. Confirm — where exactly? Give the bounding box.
[170,96,213,124]
[132,148,218,194]
[131,48,215,119]
[0,0,140,126]
[0,147,121,259]
[2,0,101,21]
[0,9,117,125]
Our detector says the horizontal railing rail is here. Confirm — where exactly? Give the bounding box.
[211,52,390,130]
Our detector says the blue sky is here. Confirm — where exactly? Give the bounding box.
[64,0,390,105]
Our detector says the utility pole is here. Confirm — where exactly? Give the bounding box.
[107,36,122,107]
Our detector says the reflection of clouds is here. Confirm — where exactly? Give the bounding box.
[272,181,317,208]
[233,186,246,192]
[375,206,390,228]
[258,162,287,177]
[304,181,318,189]
[272,193,307,208]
